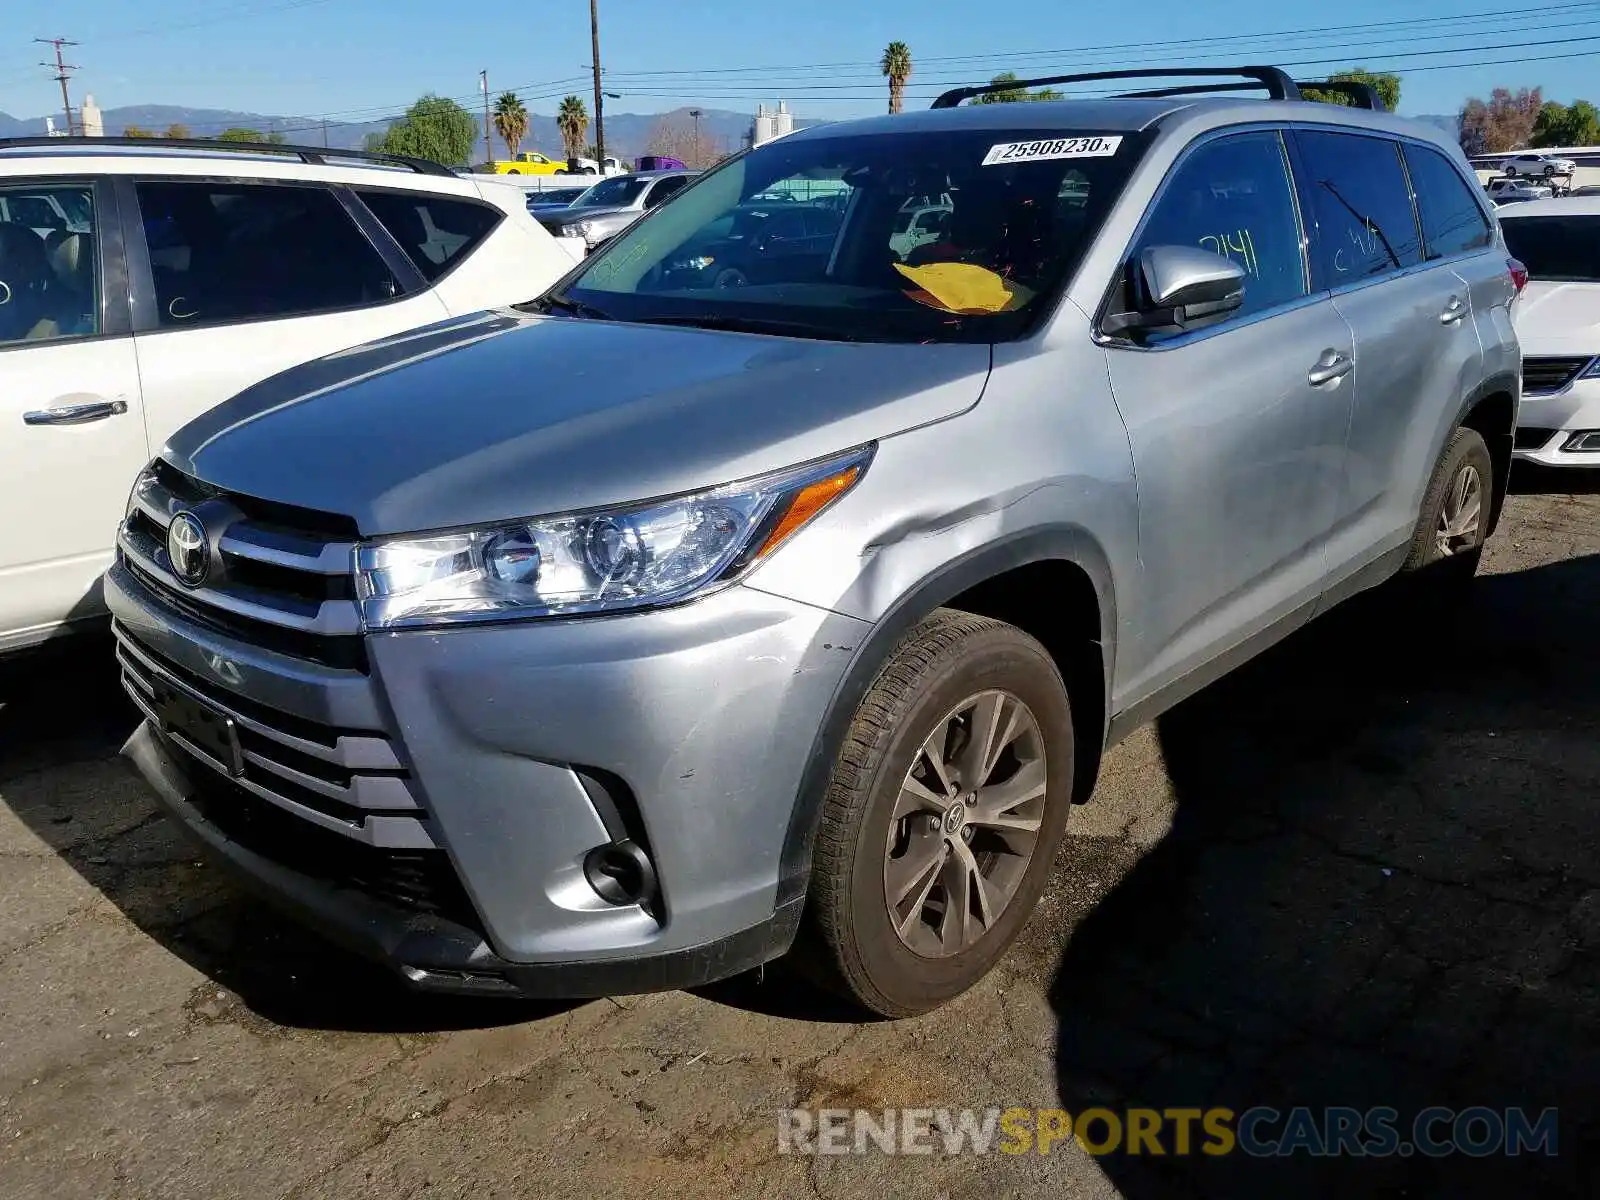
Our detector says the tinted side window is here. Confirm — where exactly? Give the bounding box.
[1134,130,1308,329]
[644,176,689,209]
[0,182,99,347]
[135,181,400,329]
[1295,132,1422,285]
[358,190,501,282]
[1402,144,1492,260]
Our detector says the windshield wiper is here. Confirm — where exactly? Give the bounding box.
[632,313,878,342]
[522,294,614,320]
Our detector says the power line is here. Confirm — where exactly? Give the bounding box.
[587,0,1600,78]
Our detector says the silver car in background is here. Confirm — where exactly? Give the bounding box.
[112,66,1520,1017]
[534,168,700,250]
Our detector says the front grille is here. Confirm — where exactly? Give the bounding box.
[119,461,367,672]
[117,629,420,830]
[1521,356,1592,395]
[186,767,484,933]
[1515,427,1558,450]
[117,623,487,936]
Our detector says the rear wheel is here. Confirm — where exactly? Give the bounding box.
[1397,426,1494,593]
[798,610,1076,1017]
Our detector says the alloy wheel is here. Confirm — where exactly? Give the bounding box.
[883,690,1048,958]
[1435,463,1483,558]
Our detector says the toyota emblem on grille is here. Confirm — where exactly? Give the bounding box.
[166,511,210,588]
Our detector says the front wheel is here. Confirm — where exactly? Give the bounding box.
[798,610,1076,1017]
[1544,164,1558,176]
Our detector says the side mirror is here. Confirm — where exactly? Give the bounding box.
[1103,244,1246,337]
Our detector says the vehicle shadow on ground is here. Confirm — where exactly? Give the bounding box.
[1047,555,1600,1197]
[0,633,573,1034]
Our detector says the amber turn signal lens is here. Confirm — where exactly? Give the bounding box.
[754,465,862,560]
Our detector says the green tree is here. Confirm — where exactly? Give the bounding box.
[215,127,264,142]
[375,94,479,167]
[881,41,913,115]
[493,91,529,160]
[1302,68,1402,112]
[122,125,153,138]
[1531,98,1600,148]
[163,123,191,139]
[556,95,589,160]
[973,71,1062,104]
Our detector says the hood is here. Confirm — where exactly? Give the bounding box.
[1513,281,1600,355]
[557,205,637,223]
[163,311,991,536]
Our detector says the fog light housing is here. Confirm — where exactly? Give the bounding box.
[1562,430,1600,452]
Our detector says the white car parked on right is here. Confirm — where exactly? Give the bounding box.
[1503,152,1578,178]
[1498,196,1600,466]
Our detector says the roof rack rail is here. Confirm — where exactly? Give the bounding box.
[930,66,1300,110]
[0,135,457,177]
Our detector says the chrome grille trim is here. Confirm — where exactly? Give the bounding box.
[119,519,360,637]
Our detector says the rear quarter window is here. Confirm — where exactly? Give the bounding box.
[357,190,502,282]
[1403,144,1492,260]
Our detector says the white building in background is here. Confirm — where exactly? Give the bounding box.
[80,95,104,138]
[749,100,795,149]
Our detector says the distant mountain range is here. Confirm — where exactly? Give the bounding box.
[0,103,780,160]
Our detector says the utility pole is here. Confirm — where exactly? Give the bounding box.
[322,118,329,148]
[589,0,605,165]
[689,109,702,167]
[480,70,493,166]
[35,37,78,137]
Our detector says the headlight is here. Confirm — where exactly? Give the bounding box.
[355,447,872,629]
[1580,357,1600,379]
[566,219,595,240]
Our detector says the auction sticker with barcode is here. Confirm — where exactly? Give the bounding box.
[982,136,1122,166]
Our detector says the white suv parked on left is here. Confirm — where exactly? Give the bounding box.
[0,137,576,652]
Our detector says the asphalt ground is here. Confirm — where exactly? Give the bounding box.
[1,474,1596,1199]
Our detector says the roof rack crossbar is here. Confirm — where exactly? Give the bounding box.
[930,66,1300,109]
[0,136,456,177]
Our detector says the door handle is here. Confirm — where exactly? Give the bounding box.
[1307,350,1353,387]
[1439,296,1468,325]
[23,399,129,426]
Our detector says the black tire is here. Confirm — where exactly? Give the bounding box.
[1505,164,1517,177]
[1544,164,1557,177]
[1397,426,1495,592]
[797,609,1076,1017]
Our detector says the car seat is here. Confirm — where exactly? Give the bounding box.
[0,223,63,342]
[44,228,97,335]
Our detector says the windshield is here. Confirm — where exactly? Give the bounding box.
[574,176,652,208]
[555,128,1147,343]
[1501,215,1600,281]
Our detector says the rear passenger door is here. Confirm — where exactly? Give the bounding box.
[124,178,451,454]
[1290,130,1486,578]
[1102,130,1356,703]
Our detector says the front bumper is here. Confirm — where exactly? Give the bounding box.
[1515,379,1600,467]
[124,722,800,997]
[108,560,867,994]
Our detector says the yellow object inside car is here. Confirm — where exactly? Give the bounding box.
[893,262,1035,314]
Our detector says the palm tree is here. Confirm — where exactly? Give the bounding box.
[493,91,529,160]
[881,41,913,115]
[556,95,590,161]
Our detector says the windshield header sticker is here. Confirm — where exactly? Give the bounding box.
[982,136,1122,166]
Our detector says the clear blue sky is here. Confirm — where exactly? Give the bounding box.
[3,0,1599,128]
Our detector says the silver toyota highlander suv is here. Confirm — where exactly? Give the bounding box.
[112,67,1521,1017]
